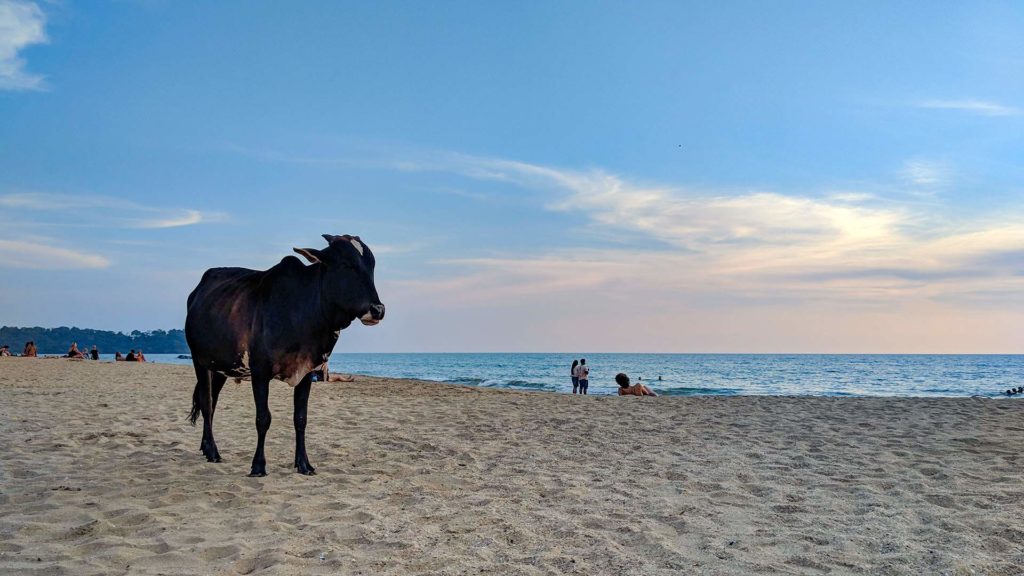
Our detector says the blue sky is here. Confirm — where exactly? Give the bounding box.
[1,1,1022,352]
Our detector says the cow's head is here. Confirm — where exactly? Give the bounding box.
[293,234,385,327]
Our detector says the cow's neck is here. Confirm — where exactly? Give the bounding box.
[310,265,350,353]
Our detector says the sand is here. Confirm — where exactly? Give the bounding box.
[0,358,1022,575]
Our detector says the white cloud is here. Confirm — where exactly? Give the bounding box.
[132,209,204,229]
[0,0,47,91]
[0,192,219,228]
[900,159,950,187]
[439,155,909,249]
[916,99,1021,117]
[827,191,875,203]
[0,239,110,269]
[400,154,1024,308]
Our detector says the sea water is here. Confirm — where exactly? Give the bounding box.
[140,353,1024,397]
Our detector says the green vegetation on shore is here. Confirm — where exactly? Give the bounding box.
[0,326,188,354]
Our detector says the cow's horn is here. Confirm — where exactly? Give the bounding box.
[322,234,342,244]
[294,247,323,264]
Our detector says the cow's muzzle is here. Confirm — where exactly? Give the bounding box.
[360,303,385,326]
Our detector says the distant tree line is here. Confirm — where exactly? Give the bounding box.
[0,326,189,354]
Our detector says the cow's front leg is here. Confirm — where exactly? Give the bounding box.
[293,375,316,475]
[248,376,272,477]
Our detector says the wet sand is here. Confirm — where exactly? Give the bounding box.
[1,358,1022,575]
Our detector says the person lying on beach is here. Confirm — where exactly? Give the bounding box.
[311,362,355,382]
[616,373,657,396]
[0,345,11,357]
[66,343,85,359]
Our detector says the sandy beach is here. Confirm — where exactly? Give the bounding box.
[0,358,1021,575]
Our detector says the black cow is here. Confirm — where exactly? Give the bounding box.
[185,234,384,476]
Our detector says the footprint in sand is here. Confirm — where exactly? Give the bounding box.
[199,543,241,561]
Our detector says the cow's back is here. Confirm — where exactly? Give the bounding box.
[185,267,263,369]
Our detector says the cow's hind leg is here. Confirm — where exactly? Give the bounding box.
[190,364,223,463]
[293,374,315,475]
[205,372,227,462]
[248,373,272,477]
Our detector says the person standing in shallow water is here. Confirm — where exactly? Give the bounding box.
[570,359,580,394]
[578,358,590,395]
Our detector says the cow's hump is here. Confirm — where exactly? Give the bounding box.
[278,255,306,269]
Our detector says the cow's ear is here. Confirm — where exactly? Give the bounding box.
[322,234,341,244]
[293,247,324,264]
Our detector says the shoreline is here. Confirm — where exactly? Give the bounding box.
[2,358,1022,574]
[12,353,1024,398]
[16,352,1024,397]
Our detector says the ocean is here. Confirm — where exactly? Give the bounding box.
[135,353,1024,398]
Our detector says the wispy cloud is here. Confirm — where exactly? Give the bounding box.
[900,159,950,188]
[132,209,205,229]
[827,191,875,203]
[0,192,222,228]
[395,153,1024,307]
[916,99,1021,117]
[0,0,47,91]
[0,238,110,269]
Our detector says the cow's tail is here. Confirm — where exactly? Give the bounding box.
[188,379,203,426]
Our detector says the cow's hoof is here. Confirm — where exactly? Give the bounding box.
[297,467,316,476]
[247,470,267,477]
[201,442,222,462]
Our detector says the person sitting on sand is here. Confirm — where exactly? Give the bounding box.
[0,344,11,357]
[616,373,657,396]
[90,345,99,361]
[136,350,146,362]
[66,342,85,359]
[114,351,124,361]
[23,341,37,357]
[125,350,137,361]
